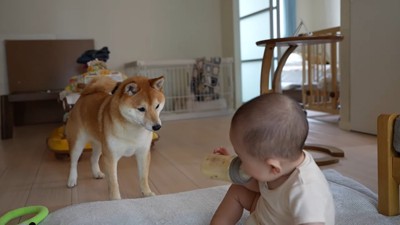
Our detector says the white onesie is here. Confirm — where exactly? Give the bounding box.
[246,151,335,225]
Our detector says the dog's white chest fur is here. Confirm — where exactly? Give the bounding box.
[67,75,165,200]
[108,126,152,157]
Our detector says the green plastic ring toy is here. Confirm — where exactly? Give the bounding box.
[0,205,48,225]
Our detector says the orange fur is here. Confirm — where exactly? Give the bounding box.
[66,75,165,200]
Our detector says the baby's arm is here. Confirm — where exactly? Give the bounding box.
[242,178,259,192]
[213,147,259,192]
[210,184,260,225]
[210,147,261,224]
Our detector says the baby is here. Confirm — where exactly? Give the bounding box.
[210,93,335,225]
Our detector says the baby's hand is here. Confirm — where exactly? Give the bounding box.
[213,147,230,156]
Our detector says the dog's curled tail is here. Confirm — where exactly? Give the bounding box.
[80,76,118,96]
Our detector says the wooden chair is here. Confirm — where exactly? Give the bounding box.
[301,27,341,114]
[256,34,342,94]
[378,114,400,216]
[256,31,344,166]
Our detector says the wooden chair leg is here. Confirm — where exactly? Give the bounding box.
[377,114,400,216]
[304,144,345,166]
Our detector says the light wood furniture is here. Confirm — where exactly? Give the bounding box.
[301,27,341,114]
[256,33,344,166]
[303,144,344,166]
[256,29,343,114]
[378,114,400,216]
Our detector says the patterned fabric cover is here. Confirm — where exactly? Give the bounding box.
[191,57,221,101]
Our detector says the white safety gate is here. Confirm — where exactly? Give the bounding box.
[124,58,234,120]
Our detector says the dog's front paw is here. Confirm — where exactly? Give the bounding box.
[67,178,77,188]
[110,194,122,200]
[142,191,156,197]
[93,171,105,179]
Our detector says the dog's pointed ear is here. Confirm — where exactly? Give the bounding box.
[124,82,138,96]
[150,76,164,91]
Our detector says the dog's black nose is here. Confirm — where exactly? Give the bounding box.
[152,124,161,131]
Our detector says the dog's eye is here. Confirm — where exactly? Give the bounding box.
[155,104,159,109]
[137,107,146,112]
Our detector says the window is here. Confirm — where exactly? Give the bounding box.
[238,0,295,102]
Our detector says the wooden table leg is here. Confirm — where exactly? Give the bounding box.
[272,45,298,93]
[260,44,298,94]
[1,95,13,139]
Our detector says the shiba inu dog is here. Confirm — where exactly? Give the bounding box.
[66,75,165,200]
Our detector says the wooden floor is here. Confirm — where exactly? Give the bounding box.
[0,111,378,222]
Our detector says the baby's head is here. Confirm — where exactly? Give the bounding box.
[230,93,308,163]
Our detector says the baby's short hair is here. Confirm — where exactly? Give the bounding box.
[231,93,308,161]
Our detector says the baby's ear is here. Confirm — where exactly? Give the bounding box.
[124,82,138,96]
[265,159,281,174]
[150,76,164,91]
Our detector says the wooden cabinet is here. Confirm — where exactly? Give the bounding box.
[1,39,94,139]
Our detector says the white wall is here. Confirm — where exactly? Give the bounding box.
[220,0,234,58]
[0,0,225,95]
[343,0,400,134]
[296,0,340,32]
